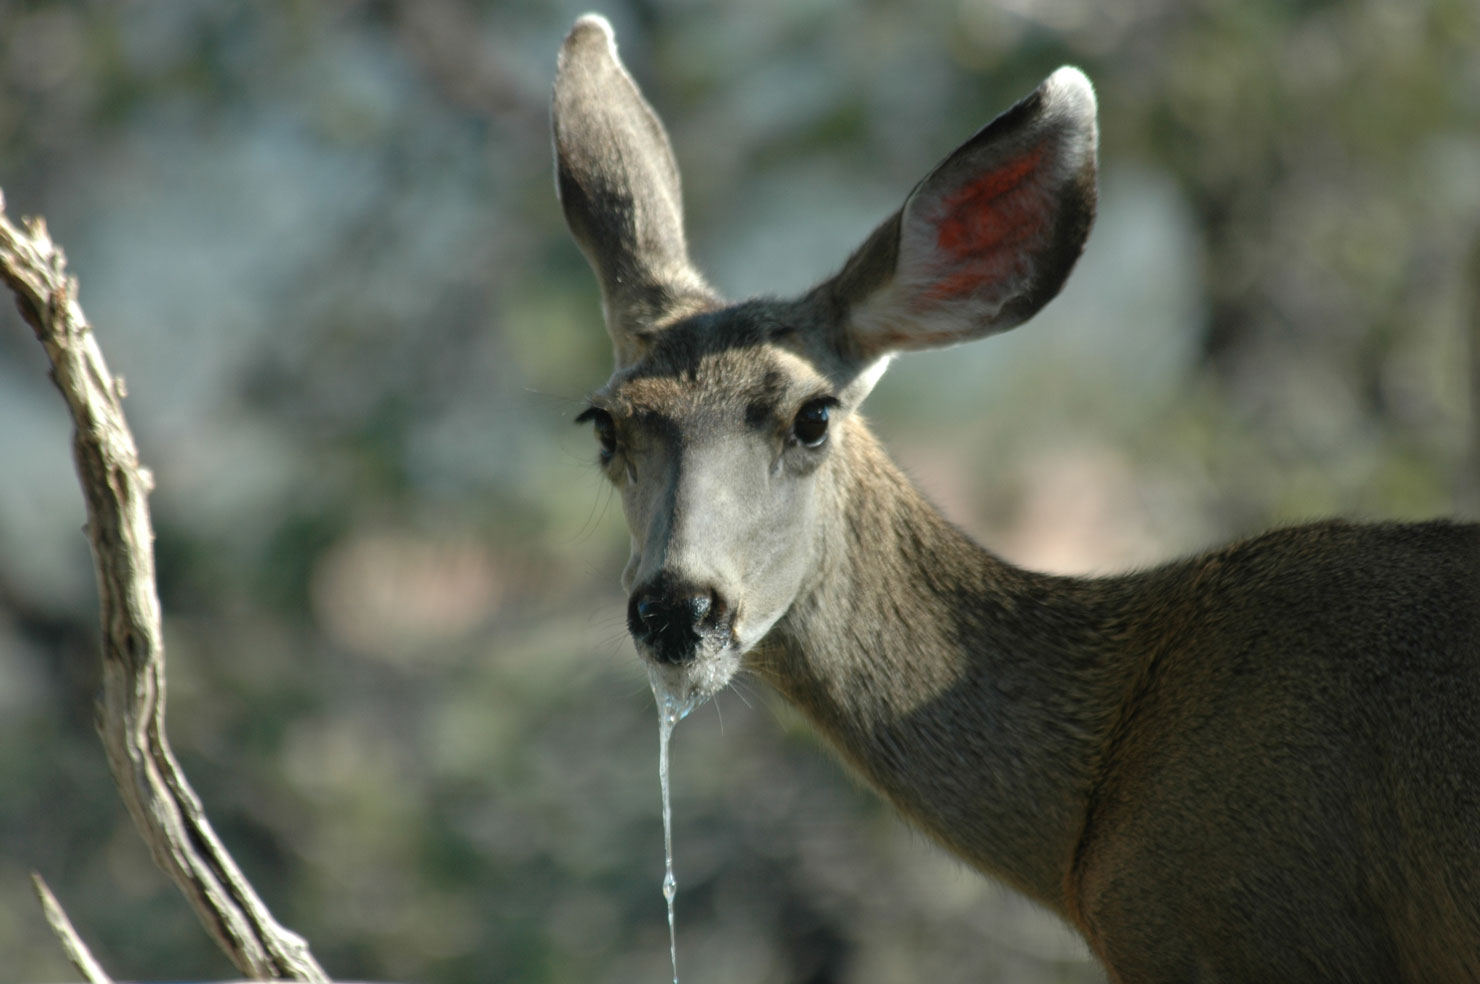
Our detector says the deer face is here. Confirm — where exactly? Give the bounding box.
[554,16,1097,705]
[579,303,886,702]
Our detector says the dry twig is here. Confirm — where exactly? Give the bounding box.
[31,873,115,984]
[0,189,329,983]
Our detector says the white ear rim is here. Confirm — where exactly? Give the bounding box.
[570,12,616,44]
[1038,66,1098,183]
[1042,67,1096,134]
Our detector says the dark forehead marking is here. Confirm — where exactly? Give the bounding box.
[618,300,786,389]
[637,302,778,372]
[604,303,827,428]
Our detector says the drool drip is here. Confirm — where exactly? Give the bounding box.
[649,668,700,984]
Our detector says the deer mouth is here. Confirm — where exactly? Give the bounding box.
[640,636,742,713]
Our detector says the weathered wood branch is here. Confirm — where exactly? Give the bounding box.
[32,873,115,984]
[0,189,329,983]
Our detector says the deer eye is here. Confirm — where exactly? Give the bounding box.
[792,399,831,448]
[576,406,617,460]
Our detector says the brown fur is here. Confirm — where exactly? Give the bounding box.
[760,421,1480,981]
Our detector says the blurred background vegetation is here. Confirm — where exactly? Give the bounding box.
[1,0,1476,981]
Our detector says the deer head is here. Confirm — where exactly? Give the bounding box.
[552,15,1097,708]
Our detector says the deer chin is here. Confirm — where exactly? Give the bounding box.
[641,638,744,717]
[637,600,787,715]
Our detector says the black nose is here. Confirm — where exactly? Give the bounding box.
[628,580,729,665]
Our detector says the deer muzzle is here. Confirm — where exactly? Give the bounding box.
[627,576,735,665]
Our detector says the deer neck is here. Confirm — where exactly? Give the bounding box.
[755,422,1135,914]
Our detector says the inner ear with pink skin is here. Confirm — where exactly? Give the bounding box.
[823,66,1099,364]
[925,145,1047,301]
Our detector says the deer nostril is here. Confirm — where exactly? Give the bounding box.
[636,597,664,630]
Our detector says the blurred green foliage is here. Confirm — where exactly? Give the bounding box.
[0,0,1475,981]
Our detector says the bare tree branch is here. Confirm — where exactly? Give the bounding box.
[32,873,116,984]
[0,189,329,983]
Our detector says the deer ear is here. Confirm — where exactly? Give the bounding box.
[823,67,1098,363]
[552,15,716,367]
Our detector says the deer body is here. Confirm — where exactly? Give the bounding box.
[552,15,1480,981]
[771,421,1480,980]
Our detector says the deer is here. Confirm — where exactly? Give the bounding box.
[551,14,1480,983]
